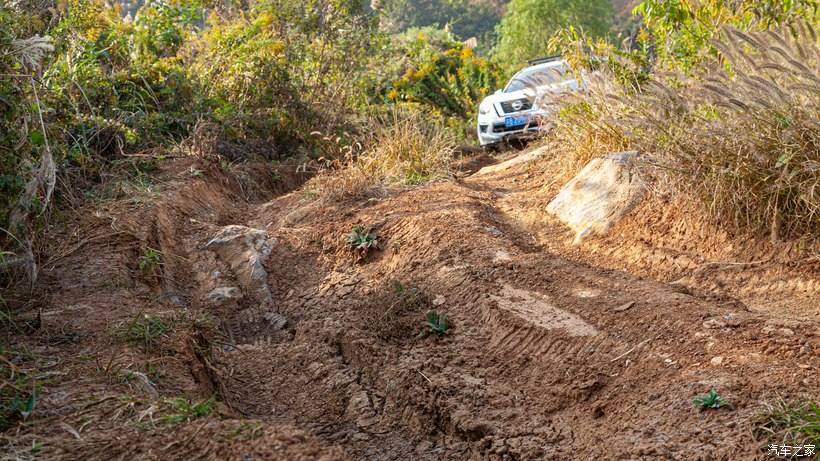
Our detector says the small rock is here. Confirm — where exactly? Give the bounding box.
[703,319,726,329]
[263,312,288,330]
[433,295,446,306]
[722,314,742,327]
[337,284,355,297]
[206,225,274,305]
[207,286,243,304]
[614,301,635,312]
[123,370,158,399]
[779,328,795,336]
[710,356,724,366]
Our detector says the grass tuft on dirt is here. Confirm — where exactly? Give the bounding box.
[307,109,456,201]
[358,280,431,341]
[756,399,820,447]
[115,314,174,351]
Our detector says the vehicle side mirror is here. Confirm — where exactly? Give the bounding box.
[494,89,502,94]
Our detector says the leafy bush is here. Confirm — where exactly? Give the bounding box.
[376,0,501,47]
[1,0,381,285]
[381,27,503,141]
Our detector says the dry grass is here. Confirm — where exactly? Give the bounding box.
[755,398,820,447]
[307,109,456,201]
[547,22,820,241]
[357,280,431,341]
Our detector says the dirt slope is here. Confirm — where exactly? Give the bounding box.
[2,149,817,460]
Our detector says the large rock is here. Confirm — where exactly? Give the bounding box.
[205,225,274,305]
[546,151,645,244]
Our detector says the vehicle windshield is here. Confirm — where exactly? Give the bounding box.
[504,63,571,93]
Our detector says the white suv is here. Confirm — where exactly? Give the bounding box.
[476,56,582,147]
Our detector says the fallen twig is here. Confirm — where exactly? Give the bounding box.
[610,338,651,363]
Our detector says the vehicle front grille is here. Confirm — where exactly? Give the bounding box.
[492,122,531,133]
[500,98,533,114]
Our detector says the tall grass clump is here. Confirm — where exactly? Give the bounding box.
[309,109,456,200]
[548,22,820,241]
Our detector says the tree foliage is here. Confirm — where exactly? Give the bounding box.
[493,0,615,66]
[634,0,819,69]
[377,0,501,46]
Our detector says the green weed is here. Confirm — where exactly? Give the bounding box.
[117,314,172,350]
[419,310,451,338]
[162,397,215,425]
[0,392,37,431]
[226,421,265,441]
[138,248,163,275]
[694,389,730,410]
[189,167,205,178]
[0,347,39,431]
[347,225,379,256]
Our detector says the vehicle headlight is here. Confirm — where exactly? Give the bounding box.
[479,102,492,115]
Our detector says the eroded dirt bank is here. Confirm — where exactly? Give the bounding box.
[2,150,818,460]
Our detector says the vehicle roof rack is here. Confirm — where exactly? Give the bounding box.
[527,55,562,66]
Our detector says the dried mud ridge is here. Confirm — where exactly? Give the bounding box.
[6,153,819,460]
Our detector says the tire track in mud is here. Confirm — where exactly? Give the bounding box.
[207,165,819,460]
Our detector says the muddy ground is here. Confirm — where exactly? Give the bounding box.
[1,146,818,460]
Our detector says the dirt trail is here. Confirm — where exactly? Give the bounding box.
[3,150,818,460]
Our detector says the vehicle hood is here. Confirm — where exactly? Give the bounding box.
[480,78,582,110]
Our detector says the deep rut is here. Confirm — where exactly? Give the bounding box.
[203,163,818,460]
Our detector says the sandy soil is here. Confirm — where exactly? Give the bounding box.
[1,147,817,460]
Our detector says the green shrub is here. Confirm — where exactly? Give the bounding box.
[381,27,503,140]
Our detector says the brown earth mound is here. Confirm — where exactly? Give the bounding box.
[1,149,817,460]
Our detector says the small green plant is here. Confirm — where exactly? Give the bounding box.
[145,363,163,383]
[162,397,215,425]
[0,392,37,431]
[419,310,451,338]
[118,314,172,350]
[226,421,265,441]
[0,347,39,431]
[138,248,163,275]
[756,399,820,446]
[694,389,730,410]
[189,167,205,178]
[347,225,379,256]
